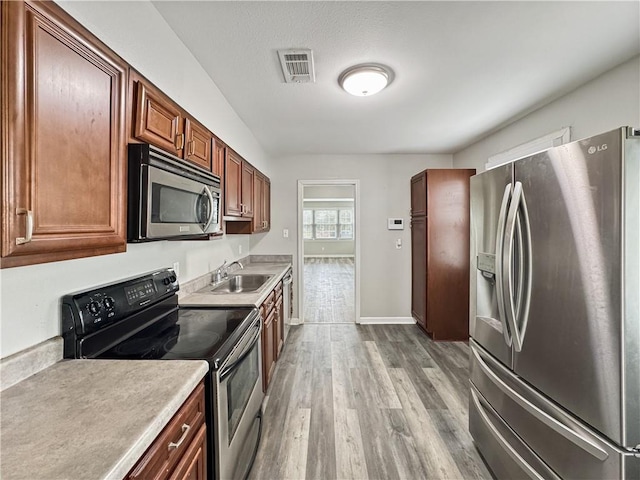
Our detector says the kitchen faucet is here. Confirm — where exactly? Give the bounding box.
[212,260,244,284]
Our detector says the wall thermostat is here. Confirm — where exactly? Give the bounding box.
[388,218,404,230]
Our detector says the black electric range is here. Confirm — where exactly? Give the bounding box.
[61,268,264,480]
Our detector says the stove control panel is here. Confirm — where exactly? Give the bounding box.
[61,268,179,339]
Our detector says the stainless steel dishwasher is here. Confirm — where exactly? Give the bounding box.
[282,268,293,341]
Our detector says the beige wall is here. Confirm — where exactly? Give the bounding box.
[250,154,453,319]
[453,56,640,172]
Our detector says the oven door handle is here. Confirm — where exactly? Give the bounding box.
[219,321,262,381]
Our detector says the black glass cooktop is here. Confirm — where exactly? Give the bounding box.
[96,306,257,366]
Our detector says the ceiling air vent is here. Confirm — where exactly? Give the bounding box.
[278,49,315,84]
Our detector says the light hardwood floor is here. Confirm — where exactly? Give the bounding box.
[304,258,355,324]
[249,324,491,480]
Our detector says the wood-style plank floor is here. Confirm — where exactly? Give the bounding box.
[249,324,491,480]
[304,258,355,324]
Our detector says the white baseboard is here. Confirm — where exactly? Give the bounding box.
[358,317,416,325]
[288,317,302,325]
[303,254,355,258]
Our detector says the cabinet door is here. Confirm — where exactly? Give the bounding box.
[133,80,184,157]
[212,137,225,178]
[168,424,207,480]
[127,383,205,480]
[1,0,127,268]
[241,162,254,218]
[252,173,264,232]
[425,169,475,341]
[275,294,284,360]
[224,150,243,216]
[262,308,276,392]
[263,178,271,231]
[410,215,427,331]
[184,118,212,171]
[410,171,427,217]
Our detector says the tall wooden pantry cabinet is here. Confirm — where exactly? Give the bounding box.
[410,169,475,341]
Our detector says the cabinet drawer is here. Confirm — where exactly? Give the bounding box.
[168,423,207,480]
[127,382,206,480]
[262,290,276,314]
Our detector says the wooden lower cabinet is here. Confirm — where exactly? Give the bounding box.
[275,293,284,360]
[1,0,127,268]
[261,307,276,392]
[260,278,287,392]
[127,382,206,480]
[169,424,207,480]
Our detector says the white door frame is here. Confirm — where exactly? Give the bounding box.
[297,179,361,324]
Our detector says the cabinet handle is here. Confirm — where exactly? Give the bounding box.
[168,423,191,450]
[16,208,33,245]
[175,133,185,150]
[188,140,195,156]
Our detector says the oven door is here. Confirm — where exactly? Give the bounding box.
[144,164,221,239]
[215,316,264,480]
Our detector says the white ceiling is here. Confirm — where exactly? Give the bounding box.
[152,1,640,156]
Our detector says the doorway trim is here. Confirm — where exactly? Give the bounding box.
[297,179,361,324]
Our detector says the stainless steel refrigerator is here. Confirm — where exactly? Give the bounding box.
[469,126,640,479]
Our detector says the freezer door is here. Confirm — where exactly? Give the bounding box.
[511,128,627,446]
[470,341,639,480]
[469,385,561,480]
[470,164,513,368]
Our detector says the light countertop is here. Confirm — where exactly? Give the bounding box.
[0,359,208,480]
[180,262,291,308]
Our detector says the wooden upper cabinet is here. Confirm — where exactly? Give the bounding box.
[131,71,215,173]
[253,173,264,231]
[1,0,127,268]
[184,118,212,171]
[224,149,243,216]
[224,148,254,220]
[212,137,225,178]
[241,162,254,218]
[410,172,427,217]
[263,178,271,231]
[251,173,271,233]
[133,79,184,158]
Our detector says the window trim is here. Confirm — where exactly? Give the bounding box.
[485,127,571,170]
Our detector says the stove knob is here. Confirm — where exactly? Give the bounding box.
[169,275,177,283]
[88,301,102,315]
[163,277,171,286]
[103,297,115,309]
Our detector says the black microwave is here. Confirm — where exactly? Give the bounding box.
[127,144,221,242]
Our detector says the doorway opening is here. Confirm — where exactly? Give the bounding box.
[297,180,360,324]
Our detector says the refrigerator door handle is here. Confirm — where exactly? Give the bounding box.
[471,346,610,461]
[504,181,532,352]
[470,388,554,480]
[495,183,513,347]
[518,186,533,348]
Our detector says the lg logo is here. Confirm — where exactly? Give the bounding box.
[588,144,608,154]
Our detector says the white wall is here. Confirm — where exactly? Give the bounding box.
[0,1,269,358]
[250,154,453,319]
[453,56,640,172]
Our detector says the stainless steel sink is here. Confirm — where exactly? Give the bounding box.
[209,274,273,294]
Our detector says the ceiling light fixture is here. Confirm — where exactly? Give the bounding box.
[338,64,393,97]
